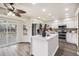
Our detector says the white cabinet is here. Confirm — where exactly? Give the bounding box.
[51,22,59,28]
[73,33,78,46]
[65,21,75,28]
[62,18,78,28]
[66,33,74,44]
[32,34,59,56]
[74,19,78,28]
[66,32,78,45]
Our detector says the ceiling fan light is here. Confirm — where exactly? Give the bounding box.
[7,12,15,16]
[9,3,14,5]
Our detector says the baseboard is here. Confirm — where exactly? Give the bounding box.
[30,54,34,56]
[19,42,31,44]
[0,42,18,48]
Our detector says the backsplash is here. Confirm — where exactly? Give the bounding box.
[51,28,78,33]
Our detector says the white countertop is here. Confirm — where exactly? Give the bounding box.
[32,34,58,41]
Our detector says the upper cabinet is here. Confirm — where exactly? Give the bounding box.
[74,19,78,28]
[47,18,78,29]
[62,18,78,28]
[51,22,59,28]
[66,20,75,28]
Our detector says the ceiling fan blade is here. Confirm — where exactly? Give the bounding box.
[16,9,26,13]
[3,3,9,9]
[4,3,15,11]
[9,3,14,5]
[8,8,14,11]
[14,12,21,17]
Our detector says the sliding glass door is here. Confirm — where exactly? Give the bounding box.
[0,23,7,45]
[7,23,17,44]
[0,20,17,47]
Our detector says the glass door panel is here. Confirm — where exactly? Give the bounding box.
[0,23,7,45]
[7,23,17,44]
[0,20,17,47]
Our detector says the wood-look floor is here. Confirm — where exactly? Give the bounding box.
[55,39,78,56]
[0,40,78,56]
[0,42,31,56]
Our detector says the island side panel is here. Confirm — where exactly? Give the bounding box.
[48,35,59,56]
[32,37,48,56]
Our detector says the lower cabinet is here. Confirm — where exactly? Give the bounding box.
[66,32,78,45]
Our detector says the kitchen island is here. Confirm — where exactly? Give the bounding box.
[31,34,59,56]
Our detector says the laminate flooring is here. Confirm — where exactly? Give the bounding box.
[0,42,31,56]
[0,40,78,56]
[55,39,78,56]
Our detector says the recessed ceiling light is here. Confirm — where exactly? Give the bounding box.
[48,13,52,16]
[43,18,46,20]
[66,18,70,20]
[65,8,69,11]
[52,16,55,18]
[65,13,69,16]
[42,9,46,12]
[32,3,37,5]
[54,20,58,22]
[64,18,71,21]
[38,17,40,18]
[7,12,15,16]
[65,15,69,18]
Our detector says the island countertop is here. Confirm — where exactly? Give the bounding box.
[31,33,59,56]
[32,34,58,41]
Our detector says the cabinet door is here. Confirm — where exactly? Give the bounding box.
[51,23,58,28]
[66,33,74,43]
[66,33,77,44]
[67,21,74,28]
[72,33,78,45]
[74,20,78,28]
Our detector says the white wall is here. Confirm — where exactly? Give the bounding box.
[22,18,44,43]
[22,19,32,42]
[17,21,23,42]
[32,19,44,24]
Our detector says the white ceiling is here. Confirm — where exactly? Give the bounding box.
[0,3,79,21]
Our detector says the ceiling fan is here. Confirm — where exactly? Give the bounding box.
[3,3,26,17]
